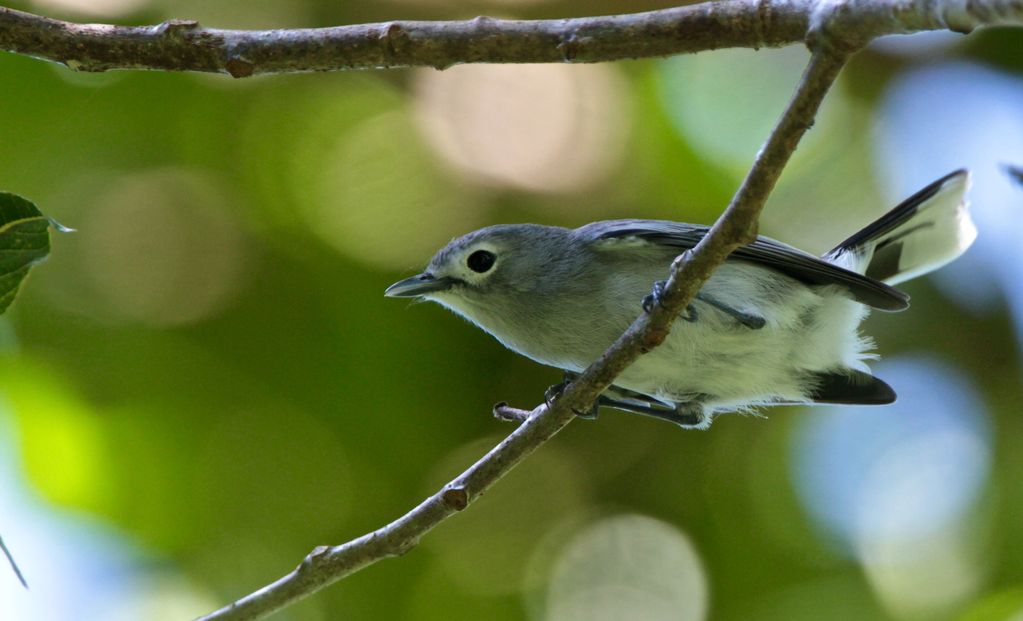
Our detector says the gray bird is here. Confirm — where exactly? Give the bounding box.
[386,171,975,429]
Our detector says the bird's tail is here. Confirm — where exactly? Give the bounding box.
[824,170,976,285]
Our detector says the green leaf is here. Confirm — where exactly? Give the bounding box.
[0,534,27,588]
[0,192,65,316]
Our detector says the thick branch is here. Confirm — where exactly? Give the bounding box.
[1,2,807,76]
[1,0,1022,76]
[195,27,855,621]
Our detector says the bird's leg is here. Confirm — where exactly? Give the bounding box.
[545,371,599,419]
[642,280,697,322]
[550,373,706,427]
[597,395,707,429]
[695,293,765,330]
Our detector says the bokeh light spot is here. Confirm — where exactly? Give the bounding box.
[300,109,477,270]
[791,356,991,617]
[1,360,111,512]
[544,514,709,621]
[414,63,630,194]
[858,524,985,619]
[100,573,220,621]
[77,169,250,327]
[792,357,990,543]
[659,47,843,174]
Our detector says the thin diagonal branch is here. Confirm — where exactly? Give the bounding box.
[0,534,27,589]
[2,0,1023,77]
[195,23,856,621]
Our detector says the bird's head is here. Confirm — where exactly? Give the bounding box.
[385,224,571,323]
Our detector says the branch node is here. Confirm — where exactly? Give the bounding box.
[381,21,404,39]
[378,22,409,61]
[299,546,332,573]
[807,0,871,54]
[441,486,469,511]
[156,18,201,40]
[471,15,497,29]
[558,33,580,62]
[670,250,693,272]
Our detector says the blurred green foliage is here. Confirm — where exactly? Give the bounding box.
[0,1,1022,620]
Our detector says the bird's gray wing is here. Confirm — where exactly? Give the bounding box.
[579,220,909,311]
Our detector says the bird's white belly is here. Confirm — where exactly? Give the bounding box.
[610,284,873,412]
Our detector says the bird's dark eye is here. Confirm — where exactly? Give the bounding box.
[466,250,496,273]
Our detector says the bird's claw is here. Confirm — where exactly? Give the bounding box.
[544,381,567,409]
[546,372,599,420]
[641,280,665,314]
[643,280,698,322]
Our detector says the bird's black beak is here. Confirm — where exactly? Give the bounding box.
[384,273,456,298]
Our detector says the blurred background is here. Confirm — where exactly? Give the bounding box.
[0,0,1021,619]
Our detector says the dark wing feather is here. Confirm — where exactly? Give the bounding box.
[579,220,909,312]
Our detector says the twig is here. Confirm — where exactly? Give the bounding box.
[0,534,27,589]
[2,0,1023,77]
[195,11,859,621]
[492,402,532,423]
[1003,163,1023,187]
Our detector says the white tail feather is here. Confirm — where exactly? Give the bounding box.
[826,170,976,285]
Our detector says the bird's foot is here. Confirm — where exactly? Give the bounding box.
[642,280,697,322]
[545,372,599,420]
[598,396,708,429]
